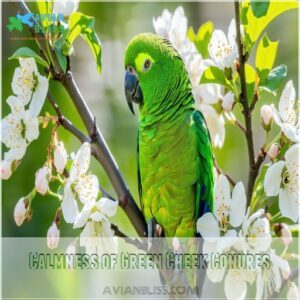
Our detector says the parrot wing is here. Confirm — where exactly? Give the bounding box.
[193,110,214,219]
[137,129,143,212]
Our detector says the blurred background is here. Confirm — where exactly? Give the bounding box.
[2,2,298,237]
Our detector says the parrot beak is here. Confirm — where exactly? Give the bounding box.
[124,70,143,115]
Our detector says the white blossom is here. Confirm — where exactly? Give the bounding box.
[1,96,39,157]
[208,19,238,69]
[35,166,51,195]
[11,58,48,116]
[47,222,60,249]
[54,140,68,174]
[272,80,300,143]
[14,197,27,226]
[264,143,299,222]
[53,0,79,17]
[197,174,246,236]
[61,143,99,223]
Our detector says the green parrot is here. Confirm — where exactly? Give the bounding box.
[124,33,214,237]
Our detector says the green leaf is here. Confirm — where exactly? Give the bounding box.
[245,64,257,102]
[9,47,49,67]
[250,0,270,18]
[200,66,232,90]
[188,21,214,58]
[54,36,68,73]
[36,0,52,27]
[63,12,102,73]
[54,46,67,73]
[242,0,298,49]
[262,64,287,94]
[255,34,278,82]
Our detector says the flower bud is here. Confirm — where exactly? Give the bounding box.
[35,166,51,195]
[222,92,235,112]
[287,282,300,300]
[47,222,60,249]
[267,143,280,161]
[0,160,12,180]
[14,197,27,226]
[274,223,292,247]
[54,141,68,174]
[260,105,273,130]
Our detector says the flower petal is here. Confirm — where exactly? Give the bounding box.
[214,174,231,221]
[279,80,295,123]
[279,188,299,222]
[6,96,25,118]
[0,114,23,148]
[29,74,48,116]
[70,142,91,179]
[285,143,299,174]
[207,264,225,283]
[198,84,223,105]
[264,161,285,196]
[198,104,225,148]
[23,111,39,142]
[96,197,118,217]
[61,183,79,223]
[230,181,246,227]
[196,212,220,238]
[75,174,99,204]
[224,270,247,300]
[73,202,94,229]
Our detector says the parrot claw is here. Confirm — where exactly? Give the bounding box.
[147,218,163,251]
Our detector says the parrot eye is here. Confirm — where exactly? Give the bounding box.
[144,59,151,70]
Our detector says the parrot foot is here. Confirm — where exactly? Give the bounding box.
[147,218,163,251]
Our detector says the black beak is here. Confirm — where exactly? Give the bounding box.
[124,70,143,115]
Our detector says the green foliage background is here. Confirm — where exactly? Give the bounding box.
[2,2,298,237]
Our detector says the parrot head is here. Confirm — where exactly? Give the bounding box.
[124,33,191,116]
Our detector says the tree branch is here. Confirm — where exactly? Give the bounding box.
[213,156,236,186]
[47,92,91,144]
[234,1,258,207]
[12,0,147,237]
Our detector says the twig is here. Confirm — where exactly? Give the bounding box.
[213,156,236,186]
[12,0,147,237]
[234,1,258,206]
[47,92,91,144]
[234,118,246,134]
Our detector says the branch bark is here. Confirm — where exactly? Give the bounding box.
[47,92,91,144]
[234,1,260,207]
[12,0,147,237]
